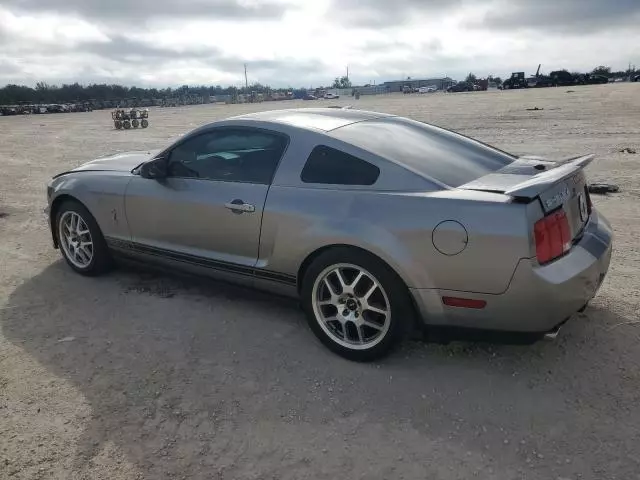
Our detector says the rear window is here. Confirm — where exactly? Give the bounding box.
[331,117,515,187]
[301,145,380,185]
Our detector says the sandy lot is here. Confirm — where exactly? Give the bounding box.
[1,84,639,480]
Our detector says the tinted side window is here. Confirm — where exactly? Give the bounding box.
[301,145,380,185]
[168,129,287,184]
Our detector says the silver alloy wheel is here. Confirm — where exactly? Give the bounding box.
[311,263,391,350]
[58,211,94,269]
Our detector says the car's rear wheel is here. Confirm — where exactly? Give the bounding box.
[56,200,112,276]
[301,248,412,361]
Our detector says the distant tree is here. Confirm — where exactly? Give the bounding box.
[609,69,631,79]
[465,72,477,84]
[0,84,36,104]
[332,76,352,88]
[35,81,52,92]
[34,81,54,102]
[292,88,308,99]
[592,66,611,77]
[487,75,502,86]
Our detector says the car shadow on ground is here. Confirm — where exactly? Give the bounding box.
[2,261,639,479]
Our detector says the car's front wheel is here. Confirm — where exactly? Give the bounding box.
[301,248,413,361]
[55,200,112,276]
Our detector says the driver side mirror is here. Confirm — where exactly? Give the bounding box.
[140,156,168,179]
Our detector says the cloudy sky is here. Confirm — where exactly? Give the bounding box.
[1,0,639,88]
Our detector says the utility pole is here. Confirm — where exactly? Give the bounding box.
[346,65,349,81]
[244,63,248,90]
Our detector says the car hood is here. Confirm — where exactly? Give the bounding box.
[70,150,160,173]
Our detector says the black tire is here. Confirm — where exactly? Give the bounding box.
[141,119,149,128]
[114,120,122,129]
[54,200,112,276]
[132,119,139,128]
[123,120,131,129]
[301,248,414,361]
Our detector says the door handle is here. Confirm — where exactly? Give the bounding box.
[224,199,255,213]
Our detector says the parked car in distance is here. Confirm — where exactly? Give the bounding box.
[418,86,437,93]
[324,93,340,99]
[588,74,609,85]
[447,82,474,92]
[46,108,613,361]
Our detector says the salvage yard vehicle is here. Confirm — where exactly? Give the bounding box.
[1,106,19,115]
[502,72,528,89]
[447,82,475,93]
[45,108,613,361]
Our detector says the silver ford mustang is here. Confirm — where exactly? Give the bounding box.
[46,108,613,361]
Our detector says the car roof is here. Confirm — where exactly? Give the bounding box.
[228,108,394,132]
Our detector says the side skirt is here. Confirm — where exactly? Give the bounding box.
[105,237,297,287]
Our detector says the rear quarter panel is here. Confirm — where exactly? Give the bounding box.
[260,187,532,295]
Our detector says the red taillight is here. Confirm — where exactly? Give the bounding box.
[534,210,571,264]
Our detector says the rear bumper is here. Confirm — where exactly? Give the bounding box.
[410,209,613,333]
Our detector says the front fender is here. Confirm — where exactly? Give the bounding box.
[47,172,133,245]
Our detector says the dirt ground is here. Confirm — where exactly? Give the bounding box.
[1,84,639,480]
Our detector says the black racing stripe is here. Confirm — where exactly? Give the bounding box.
[106,237,297,286]
[107,238,131,250]
[257,270,299,284]
[130,242,255,276]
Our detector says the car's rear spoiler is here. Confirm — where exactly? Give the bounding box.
[460,154,595,202]
[503,154,594,200]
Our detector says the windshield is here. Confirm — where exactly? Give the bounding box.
[331,117,515,187]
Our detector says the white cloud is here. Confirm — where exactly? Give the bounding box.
[0,8,109,46]
[0,0,639,88]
